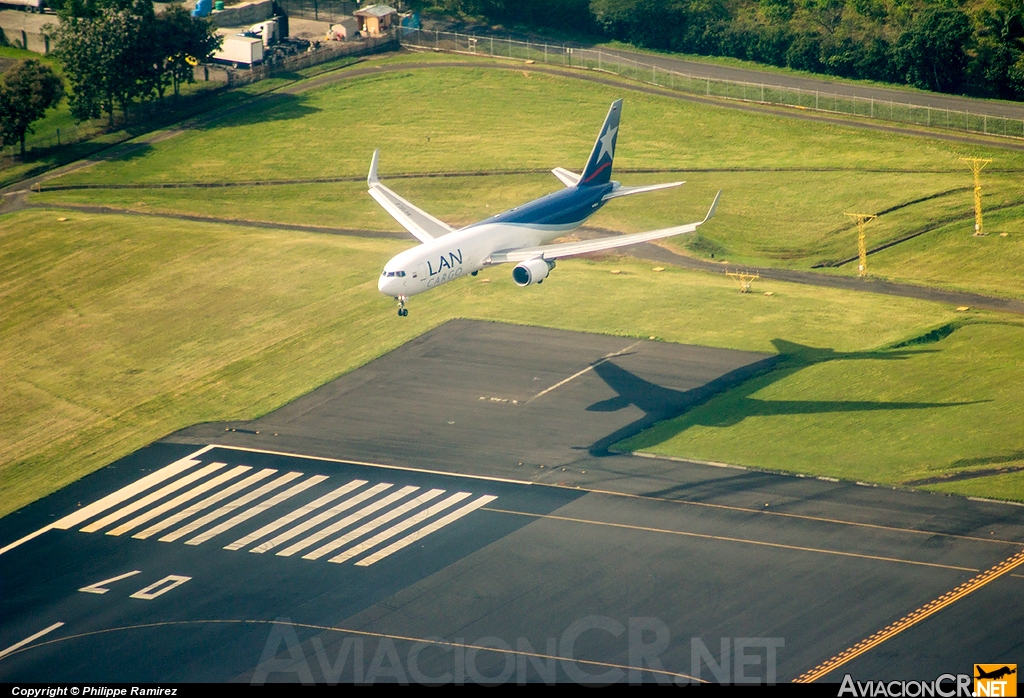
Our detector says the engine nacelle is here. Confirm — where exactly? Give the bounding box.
[512,258,555,287]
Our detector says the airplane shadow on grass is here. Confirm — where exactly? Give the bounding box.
[586,339,986,456]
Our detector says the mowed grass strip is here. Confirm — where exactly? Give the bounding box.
[618,318,1024,502]
[48,63,1024,184]
[34,57,1024,301]
[0,208,964,517]
[0,209,429,518]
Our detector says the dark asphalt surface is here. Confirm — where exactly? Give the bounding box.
[2,320,1023,683]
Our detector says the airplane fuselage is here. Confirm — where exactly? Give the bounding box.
[378,182,614,298]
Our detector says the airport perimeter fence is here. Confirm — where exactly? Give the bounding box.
[274,0,358,23]
[223,30,398,87]
[399,28,1024,141]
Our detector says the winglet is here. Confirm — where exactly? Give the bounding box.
[703,190,722,224]
[368,149,380,187]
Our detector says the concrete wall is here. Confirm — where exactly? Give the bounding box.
[0,10,52,54]
[209,0,273,28]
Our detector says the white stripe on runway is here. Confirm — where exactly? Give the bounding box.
[328,492,473,564]
[0,622,64,661]
[0,445,214,557]
[132,468,278,539]
[106,465,251,537]
[165,472,309,544]
[223,478,367,552]
[252,483,395,555]
[303,489,446,560]
[355,495,498,567]
[184,474,326,546]
[277,486,420,558]
[80,461,230,534]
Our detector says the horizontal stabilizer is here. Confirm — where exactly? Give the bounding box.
[366,149,454,244]
[602,181,684,201]
[551,167,581,188]
[490,190,721,263]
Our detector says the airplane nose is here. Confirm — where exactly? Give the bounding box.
[378,274,390,295]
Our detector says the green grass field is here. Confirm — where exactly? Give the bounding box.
[2,206,981,517]
[33,58,1024,301]
[619,318,1024,501]
[5,51,1024,517]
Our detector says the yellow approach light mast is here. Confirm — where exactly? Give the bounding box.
[960,157,992,236]
[845,213,877,277]
[725,269,759,293]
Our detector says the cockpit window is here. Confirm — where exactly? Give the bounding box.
[382,271,407,278]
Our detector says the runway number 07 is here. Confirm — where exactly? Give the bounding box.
[79,570,192,600]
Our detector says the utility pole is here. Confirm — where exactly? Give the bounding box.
[960,157,992,235]
[845,213,877,277]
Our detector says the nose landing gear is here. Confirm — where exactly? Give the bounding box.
[397,296,409,317]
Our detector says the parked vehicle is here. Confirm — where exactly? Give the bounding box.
[212,35,263,68]
[1,0,46,12]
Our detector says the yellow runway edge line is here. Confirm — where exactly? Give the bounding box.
[795,547,1024,683]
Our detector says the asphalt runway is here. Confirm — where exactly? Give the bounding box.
[2,320,1023,684]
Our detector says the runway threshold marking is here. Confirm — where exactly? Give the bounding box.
[225,478,368,551]
[794,547,1024,683]
[133,467,281,540]
[2,453,499,569]
[353,494,497,567]
[0,619,704,683]
[5,442,1018,572]
[276,485,420,557]
[302,488,446,560]
[526,340,644,404]
[165,471,316,543]
[0,622,64,661]
[206,445,1024,548]
[485,507,982,572]
[0,445,216,556]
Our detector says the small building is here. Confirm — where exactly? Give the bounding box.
[354,4,396,35]
[328,17,359,41]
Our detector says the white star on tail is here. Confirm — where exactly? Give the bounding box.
[597,125,617,162]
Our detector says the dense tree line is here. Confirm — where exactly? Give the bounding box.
[423,0,1024,99]
[47,0,221,126]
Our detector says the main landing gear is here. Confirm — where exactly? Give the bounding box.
[396,296,409,317]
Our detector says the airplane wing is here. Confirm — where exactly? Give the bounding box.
[551,167,581,187]
[367,150,455,244]
[489,190,721,264]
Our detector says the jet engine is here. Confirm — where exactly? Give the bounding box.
[512,258,555,287]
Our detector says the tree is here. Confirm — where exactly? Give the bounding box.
[970,0,1024,98]
[49,0,156,126]
[156,4,221,98]
[0,60,64,157]
[895,8,973,93]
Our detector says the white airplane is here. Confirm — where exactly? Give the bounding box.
[372,99,721,316]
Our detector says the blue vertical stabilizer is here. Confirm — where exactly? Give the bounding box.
[578,99,622,186]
